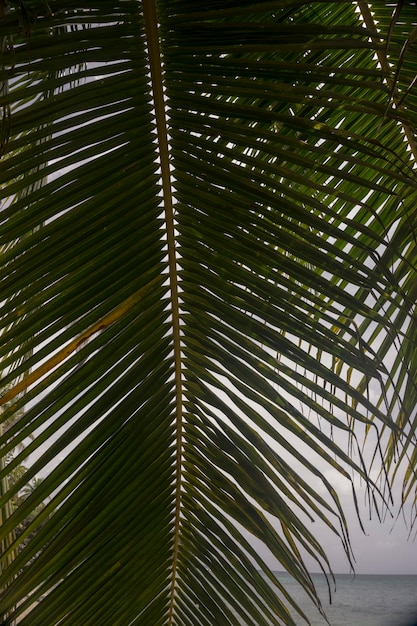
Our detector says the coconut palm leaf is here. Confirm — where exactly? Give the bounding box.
[1,1,417,624]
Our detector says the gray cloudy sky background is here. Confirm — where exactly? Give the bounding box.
[249,459,417,575]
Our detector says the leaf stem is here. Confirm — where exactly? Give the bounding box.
[0,278,159,407]
[357,0,417,162]
[142,2,183,623]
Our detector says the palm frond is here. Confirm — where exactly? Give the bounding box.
[1,1,417,624]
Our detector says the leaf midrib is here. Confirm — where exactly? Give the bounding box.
[142,1,183,624]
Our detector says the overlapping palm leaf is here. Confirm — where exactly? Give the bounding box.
[0,1,417,624]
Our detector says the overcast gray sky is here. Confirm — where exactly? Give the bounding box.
[247,471,417,575]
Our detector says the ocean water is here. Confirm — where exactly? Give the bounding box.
[272,572,417,626]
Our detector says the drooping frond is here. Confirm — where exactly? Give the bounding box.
[1,2,417,625]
